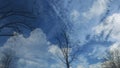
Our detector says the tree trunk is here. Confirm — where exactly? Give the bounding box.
[66,59,70,68]
[67,64,70,68]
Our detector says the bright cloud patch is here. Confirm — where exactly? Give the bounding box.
[89,45,107,60]
[109,42,120,54]
[93,13,120,41]
[70,10,80,21]
[90,13,120,68]
[48,45,61,56]
[83,0,109,20]
[0,28,53,68]
[92,13,120,65]
[89,63,102,68]
[48,44,74,68]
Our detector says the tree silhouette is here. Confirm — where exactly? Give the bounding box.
[0,1,38,68]
[55,29,80,68]
[0,48,16,68]
[102,49,120,68]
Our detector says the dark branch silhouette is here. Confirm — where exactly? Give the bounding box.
[55,30,80,68]
[102,49,120,68]
[0,48,16,68]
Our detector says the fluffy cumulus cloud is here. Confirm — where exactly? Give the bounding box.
[48,45,61,56]
[83,0,109,20]
[0,28,54,68]
[0,28,106,68]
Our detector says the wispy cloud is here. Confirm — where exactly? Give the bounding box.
[92,13,120,66]
[93,13,120,41]
[83,0,109,20]
[70,10,80,22]
[88,45,107,60]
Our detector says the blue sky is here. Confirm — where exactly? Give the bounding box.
[0,0,120,68]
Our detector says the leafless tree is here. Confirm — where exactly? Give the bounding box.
[0,1,38,68]
[0,48,16,68]
[101,49,120,68]
[55,29,80,68]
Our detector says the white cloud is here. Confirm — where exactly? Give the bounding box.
[83,0,109,20]
[93,13,120,41]
[89,63,102,68]
[109,42,120,55]
[48,41,98,68]
[48,45,61,56]
[76,56,102,68]
[89,45,107,60]
[109,42,120,51]
[87,13,120,68]
[92,13,120,67]
[0,28,53,68]
[76,55,89,68]
[50,63,65,68]
[76,55,102,68]
[77,65,84,68]
[48,45,73,68]
[70,10,80,21]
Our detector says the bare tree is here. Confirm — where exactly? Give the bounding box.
[101,49,120,68]
[0,1,38,68]
[0,48,16,68]
[55,29,80,68]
